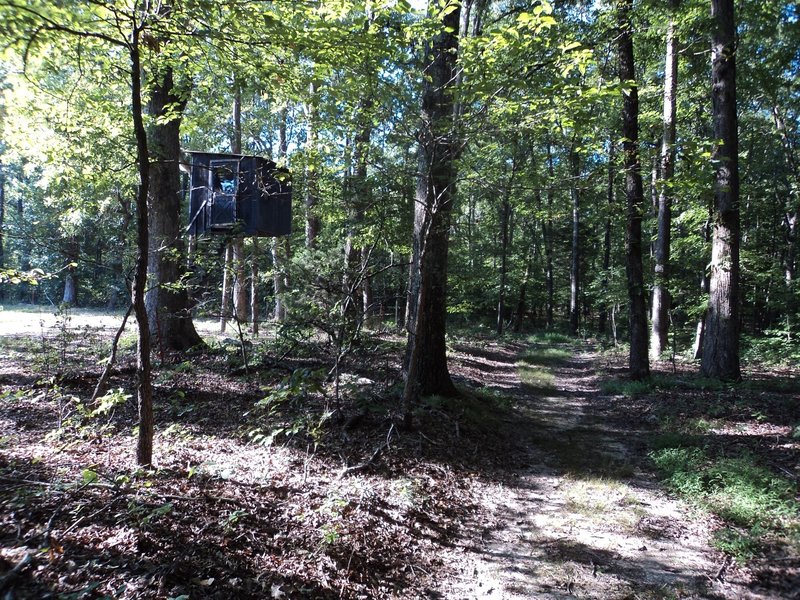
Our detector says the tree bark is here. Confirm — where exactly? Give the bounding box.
[305,82,320,249]
[496,157,517,336]
[230,83,249,324]
[569,148,581,336]
[701,0,741,380]
[144,66,202,351]
[599,137,615,335]
[232,238,248,322]
[271,106,289,322]
[771,105,798,338]
[130,38,154,467]
[0,163,5,301]
[251,237,259,335]
[618,0,650,380]
[403,4,461,424]
[220,243,233,332]
[650,5,679,360]
[61,236,79,306]
[545,143,555,329]
[496,196,511,336]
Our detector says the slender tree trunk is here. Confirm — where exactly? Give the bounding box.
[251,237,259,335]
[772,105,799,338]
[271,106,289,322]
[651,7,679,360]
[496,197,511,335]
[305,82,320,249]
[0,163,5,302]
[599,137,615,335]
[344,100,373,327]
[220,243,233,332]
[702,0,741,380]
[144,66,202,351]
[403,4,461,425]
[618,0,650,380]
[569,148,581,336]
[232,238,248,322]
[62,236,79,306]
[496,157,517,335]
[230,83,249,324]
[545,143,555,329]
[130,39,154,467]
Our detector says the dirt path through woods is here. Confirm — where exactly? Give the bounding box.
[438,343,771,600]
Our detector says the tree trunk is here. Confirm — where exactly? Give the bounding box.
[569,148,581,336]
[220,243,233,332]
[545,143,555,329]
[403,4,461,424]
[650,5,679,360]
[496,157,517,336]
[230,83,249,325]
[62,236,79,306]
[496,197,511,336]
[618,0,650,380]
[251,237,259,335]
[599,136,615,335]
[701,0,741,381]
[0,163,5,302]
[272,106,289,322]
[771,105,799,338]
[305,82,320,249]
[232,237,248,323]
[130,39,154,467]
[144,66,203,352]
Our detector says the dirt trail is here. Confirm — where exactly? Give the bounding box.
[439,344,771,600]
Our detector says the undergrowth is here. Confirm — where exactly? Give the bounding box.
[650,446,798,562]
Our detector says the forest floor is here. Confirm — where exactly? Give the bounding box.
[0,306,798,599]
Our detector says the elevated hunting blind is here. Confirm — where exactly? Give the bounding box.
[186,152,291,237]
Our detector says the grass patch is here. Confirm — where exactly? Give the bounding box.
[650,446,798,562]
[519,347,572,365]
[527,331,575,345]
[600,378,654,397]
[518,364,555,390]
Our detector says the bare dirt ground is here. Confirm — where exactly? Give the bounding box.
[0,308,796,598]
[438,347,777,600]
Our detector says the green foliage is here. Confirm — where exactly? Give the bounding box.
[650,445,798,560]
[712,526,764,563]
[247,368,329,447]
[600,378,654,397]
[742,330,800,366]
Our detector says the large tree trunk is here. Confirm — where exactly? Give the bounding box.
[701,0,741,380]
[144,66,203,352]
[618,0,650,380]
[650,3,679,360]
[403,4,461,424]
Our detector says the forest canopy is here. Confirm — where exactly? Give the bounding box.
[0,0,798,393]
